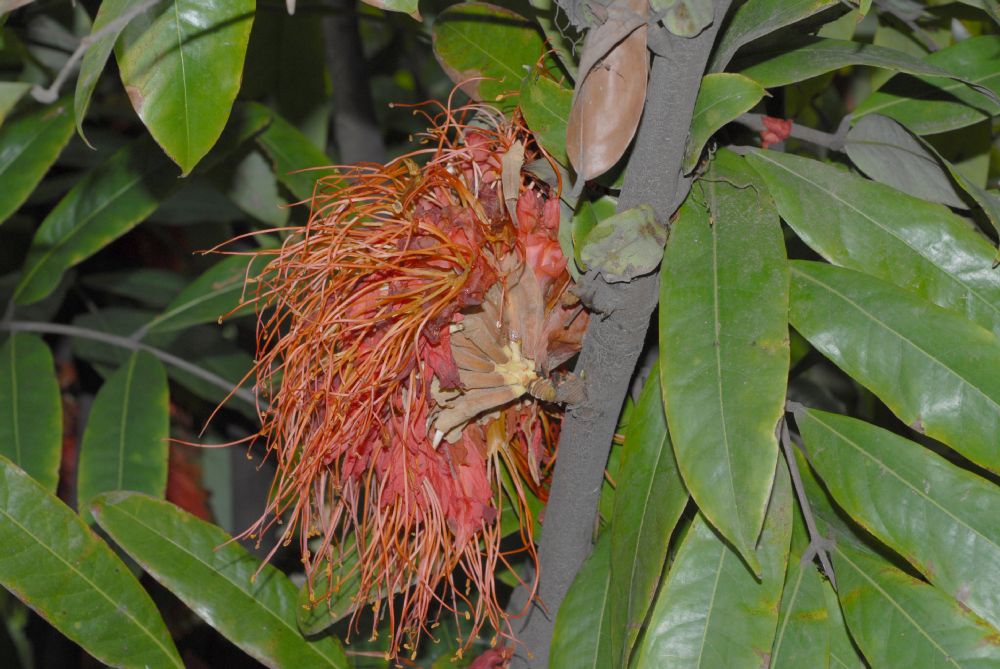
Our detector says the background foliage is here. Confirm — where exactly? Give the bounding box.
[0,0,998,667]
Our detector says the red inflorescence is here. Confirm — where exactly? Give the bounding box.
[232,100,586,660]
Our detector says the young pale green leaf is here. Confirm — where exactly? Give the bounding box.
[116,0,255,174]
[635,465,792,669]
[709,0,841,71]
[737,36,995,93]
[255,111,334,203]
[432,3,544,107]
[799,408,1000,632]
[580,204,666,283]
[0,457,183,669]
[854,36,1000,135]
[550,532,613,669]
[0,334,61,493]
[684,73,765,173]
[76,352,169,524]
[519,74,571,165]
[0,99,74,226]
[660,151,788,572]
[608,361,688,666]
[835,542,1000,668]
[789,261,1000,475]
[748,151,1000,338]
[770,508,831,669]
[844,114,968,209]
[0,81,30,126]
[91,491,349,668]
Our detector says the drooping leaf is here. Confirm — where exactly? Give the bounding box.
[0,457,183,669]
[116,0,255,173]
[432,3,544,106]
[0,334,61,493]
[0,81,31,126]
[684,73,765,173]
[748,150,1000,338]
[76,352,169,523]
[608,361,688,666]
[709,0,841,71]
[91,491,349,668]
[844,114,967,209]
[635,465,792,668]
[255,111,334,202]
[550,532,613,669]
[799,408,1000,632]
[835,542,1000,668]
[854,36,1000,135]
[769,507,831,669]
[0,99,74,226]
[789,261,1000,474]
[519,73,572,165]
[660,151,788,571]
[580,204,666,283]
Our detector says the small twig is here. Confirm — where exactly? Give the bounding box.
[31,0,160,104]
[734,113,851,153]
[778,413,837,589]
[0,320,258,409]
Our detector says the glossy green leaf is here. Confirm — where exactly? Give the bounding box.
[0,99,74,225]
[0,457,182,668]
[710,0,841,71]
[91,491,349,668]
[256,111,334,202]
[608,361,688,666]
[854,36,1000,135]
[116,0,255,173]
[432,3,544,106]
[799,408,1000,632]
[297,547,361,636]
[0,334,61,492]
[0,81,30,126]
[550,533,613,669]
[580,204,667,283]
[635,465,792,668]
[844,114,967,209]
[519,73,571,165]
[789,261,1000,474]
[738,36,994,93]
[76,352,169,524]
[684,73,765,173]
[835,542,1000,668]
[748,150,1000,338]
[770,508,831,669]
[660,151,788,570]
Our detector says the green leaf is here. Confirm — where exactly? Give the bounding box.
[297,547,362,636]
[0,99,74,225]
[255,111,334,202]
[799,408,1000,632]
[789,261,1000,475]
[953,0,1000,26]
[76,352,169,524]
[748,150,1000,338]
[0,81,30,126]
[432,3,544,107]
[211,149,289,227]
[684,73,765,173]
[660,151,788,571]
[737,36,996,93]
[519,73,571,165]
[0,457,182,668]
[769,508,831,669]
[608,361,688,666]
[854,36,1000,135]
[844,114,967,209]
[0,334,61,493]
[834,542,1000,668]
[823,580,867,669]
[361,0,420,17]
[579,204,666,283]
[550,533,613,669]
[635,464,793,668]
[82,269,186,309]
[91,491,349,668]
[709,0,841,71]
[116,0,255,173]
[657,0,713,37]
